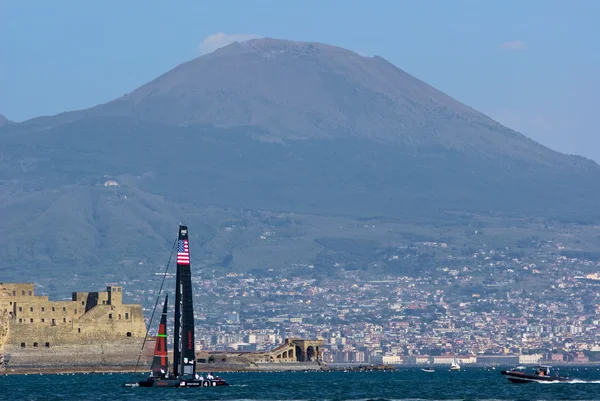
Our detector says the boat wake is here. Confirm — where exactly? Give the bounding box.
[539,379,600,384]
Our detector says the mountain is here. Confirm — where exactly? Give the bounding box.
[1,38,599,287]
[22,39,591,168]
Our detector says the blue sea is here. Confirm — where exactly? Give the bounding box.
[3,367,600,401]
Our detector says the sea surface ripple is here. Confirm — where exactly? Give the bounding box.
[3,366,600,401]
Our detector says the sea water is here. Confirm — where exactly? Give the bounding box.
[2,367,600,401]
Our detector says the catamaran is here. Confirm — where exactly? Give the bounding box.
[124,225,228,388]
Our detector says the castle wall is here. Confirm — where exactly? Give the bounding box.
[1,283,35,299]
[3,340,149,369]
[11,300,76,326]
[73,291,111,312]
[0,283,37,315]
[0,314,8,346]
[0,313,8,370]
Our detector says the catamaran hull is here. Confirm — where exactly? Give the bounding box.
[501,371,570,383]
[124,378,229,388]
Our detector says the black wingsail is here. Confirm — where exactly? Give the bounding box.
[150,295,169,378]
[173,225,196,378]
[122,224,229,388]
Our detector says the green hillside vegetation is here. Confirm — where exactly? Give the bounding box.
[1,38,600,288]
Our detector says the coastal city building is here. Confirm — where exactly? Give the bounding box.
[3,236,600,367]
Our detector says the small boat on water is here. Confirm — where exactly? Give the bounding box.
[449,356,460,371]
[421,368,435,373]
[124,225,229,388]
[501,365,570,383]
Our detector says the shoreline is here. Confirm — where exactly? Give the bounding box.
[2,366,143,375]
[3,362,600,376]
[0,363,386,375]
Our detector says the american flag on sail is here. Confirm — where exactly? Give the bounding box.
[177,239,190,265]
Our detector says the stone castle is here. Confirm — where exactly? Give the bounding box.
[0,282,147,370]
[0,282,326,372]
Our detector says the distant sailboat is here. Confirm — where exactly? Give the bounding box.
[450,356,461,371]
[124,225,229,388]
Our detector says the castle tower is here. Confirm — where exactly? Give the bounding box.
[107,286,122,306]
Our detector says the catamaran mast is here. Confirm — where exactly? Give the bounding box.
[173,225,196,377]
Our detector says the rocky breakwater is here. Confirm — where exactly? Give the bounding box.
[323,364,397,372]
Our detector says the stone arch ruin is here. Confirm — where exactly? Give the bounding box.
[269,338,323,362]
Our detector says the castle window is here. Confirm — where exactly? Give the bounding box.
[13,290,16,296]
[125,313,129,320]
[109,313,113,319]
[118,314,122,319]
[45,342,50,348]
[51,319,55,325]
[33,342,38,347]
[42,307,45,312]
[41,318,45,323]
[52,306,55,312]
[102,300,106,304]
[126,332,132,337]
[19,318,22,323]
[78,328,81,333]
[29,291,32,296]
[19,307,22,312]
[21,290,25,296]
[81,301,84,305]
[112,288,116,292]
[9,301,12,305]
[30,307,33,312]
[118,288,121,292]
[30,318,33,323]
[63,307,66,312]
[63,318,66,323]
[20,342,25,348]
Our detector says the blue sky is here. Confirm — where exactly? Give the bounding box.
[2,0,599,160]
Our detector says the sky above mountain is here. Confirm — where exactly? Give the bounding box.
[1,0,599,161]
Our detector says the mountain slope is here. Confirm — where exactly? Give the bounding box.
[2,38,600,286]
[0,114,9,128]
[22,38,592,169]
